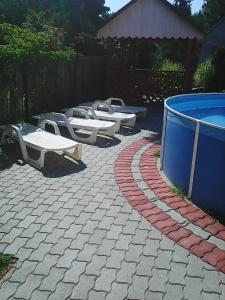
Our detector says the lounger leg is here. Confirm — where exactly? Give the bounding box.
[67,124,98,144]
[26,150,47,170]
[115,120,121,133]
[98,126,115,138]
[124,117,136,128]
[64,144,82,161]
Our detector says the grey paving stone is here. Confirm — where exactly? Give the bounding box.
[48,282,74,300]
[29,243,53,262]
[143,239,160,257]
[91,208,107,221]
[169,262,187,285]
[75,212,92,225]
[77,244,98,262]
[164,283,184,300]
[34,254,59,276]
[39,267,66,292]
[57,249,79,268]
[50,238,72,255]
[58,216,75,229]
[172,244,189,265]
[71,275,96,299]
[21,223,42,238]
[5,237,28,255]
[95,268,117,292]
[1,228,24,244]
[97,239,116,256]
[132,229,149,245]
[149,269,168,293]
[63,261,87,283]
[14,274,43,299]
[98,217,114,230]
[106,282,129,300]
[202,269,221,294]
[125,244,143,262]
[115,234,133,251]
[145,291,164,300]
[136,255,154,276]
[159,235,175,251]
[17,215,37,229]
[123,221,139,235]
[88,291,107,300]
[202,293,220,300]
[25,232,47,250]
[0,282,20,300]
[187,255,204,278]
[70,233,89,250]
[89,229,108,245]
[116,261,136,284]
[31,289,50,300]
[184,276,203,300]
[106,250,125,269]
[40,219,59,233]
[86,255,107,276]
[107,225,123,240]
[81,220,99,234]
[155,249,172,270]
[45,228,65,244]
[128,275,149,300]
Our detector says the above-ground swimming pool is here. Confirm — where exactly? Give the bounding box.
[161,93,225,220]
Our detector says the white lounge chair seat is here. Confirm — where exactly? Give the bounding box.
[34,109,116,144]
[78,102,136,132]
[106,98,148,119]
[83,98,148,119]
[0,121,82,169]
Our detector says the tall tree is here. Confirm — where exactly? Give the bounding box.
[202,0,225,31]
[0,0,110,42]
[174,0,192,15]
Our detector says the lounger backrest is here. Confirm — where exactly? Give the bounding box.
[92,101,113,112]
[106,98,126,107]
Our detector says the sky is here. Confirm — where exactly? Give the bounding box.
[105,0,204,13]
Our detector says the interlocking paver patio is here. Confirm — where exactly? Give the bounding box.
[1,108,225,299]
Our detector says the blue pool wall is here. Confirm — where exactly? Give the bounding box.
[161,93,225,220]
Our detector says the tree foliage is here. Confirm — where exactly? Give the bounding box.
[202,0,225,31]
[174,0,192,15]
[0,0,110,43]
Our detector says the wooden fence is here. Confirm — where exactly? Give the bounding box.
[106,69,185,105]
[0,57,105,125]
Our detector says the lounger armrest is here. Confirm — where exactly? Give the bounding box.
[1,125,24,144]
[92,101,113,112]
[78,106,98,120]
[64,108,90,119]
[39,119,61,136]
[106,98,126,107]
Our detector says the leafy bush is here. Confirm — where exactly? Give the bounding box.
[0,23,77,62]
[160,59,184,72]
[194,59,215,87]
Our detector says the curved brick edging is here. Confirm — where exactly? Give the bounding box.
[115,138,225,274]
[140,145,225,242]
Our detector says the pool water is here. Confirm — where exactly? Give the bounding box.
[182,107,225,128]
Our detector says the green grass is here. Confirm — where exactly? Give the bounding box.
[0,254,13,273]
[154,150,160,158]
[172,186,187,199]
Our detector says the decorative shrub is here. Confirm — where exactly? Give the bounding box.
[194,59,215,88]
[160,59,184,72]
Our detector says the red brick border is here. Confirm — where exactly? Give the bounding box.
[140,145,225,242]
[115,138,225,274]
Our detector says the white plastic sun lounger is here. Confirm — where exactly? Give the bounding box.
[106,98,148,119]
[82,98,147,119]
[0,120,82,169]
[78,101,136,133]
[34,108,116,144]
